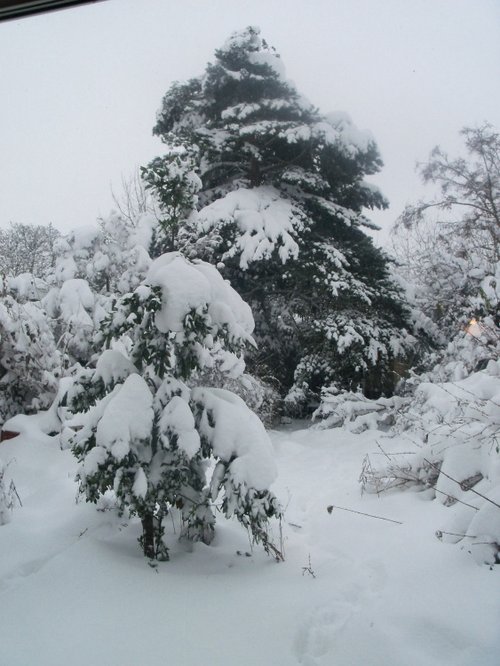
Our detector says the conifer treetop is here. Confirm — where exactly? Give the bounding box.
[153,26,384,200]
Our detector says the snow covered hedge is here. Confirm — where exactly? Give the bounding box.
[64,253,282,561]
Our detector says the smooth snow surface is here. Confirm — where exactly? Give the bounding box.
[0,425,498,666]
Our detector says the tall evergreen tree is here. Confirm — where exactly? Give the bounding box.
[143,27,414,410]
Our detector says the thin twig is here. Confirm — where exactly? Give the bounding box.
[376,440,391,461]
[436,530,477,540]
[327,504,403,525]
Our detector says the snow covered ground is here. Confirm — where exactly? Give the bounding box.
[0,423,498,666]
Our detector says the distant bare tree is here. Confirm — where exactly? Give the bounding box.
[110,169,161,224]
[392,123,500,332]
[396,123,500,264]
[0,222,60,278]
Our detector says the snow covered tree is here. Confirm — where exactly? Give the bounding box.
[142,148,202,258]
[51,218,152,296]
[42,213,157,367]
[66,253,282,561]
[143,26,414,409]
[394,123,500,338]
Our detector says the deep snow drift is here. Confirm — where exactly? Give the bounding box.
[0,423,498,666]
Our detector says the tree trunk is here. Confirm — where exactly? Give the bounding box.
[141,513,156,559]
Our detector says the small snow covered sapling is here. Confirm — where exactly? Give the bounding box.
[0,459,21,525]
[68,253,282,561]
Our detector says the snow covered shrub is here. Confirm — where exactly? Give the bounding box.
[361,350,500,565]
[191,368,282,427]
[44,217,155,365]
[0,295,60,423]
[42,278,103,365]
[52,215,154,295]
[7,273,50,303]
[312,385,408,433]
[66,253,282,561]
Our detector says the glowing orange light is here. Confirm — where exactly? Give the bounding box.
[466,318,481,337]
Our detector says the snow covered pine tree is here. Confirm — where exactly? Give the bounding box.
[142,26,414,412]
[66,253,281,561]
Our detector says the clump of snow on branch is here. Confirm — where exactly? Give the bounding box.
[193,387,277,490]
[95,374,154,464]
[146,253,254,343]
[197,186,303,269]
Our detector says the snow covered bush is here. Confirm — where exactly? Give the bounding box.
[143,26,415,409]
[42,278,104,365]
[65,253,282,561]
[358,322,500,565]
[312,386,408,433]
[41,215,155,366]
[0,294,61,424]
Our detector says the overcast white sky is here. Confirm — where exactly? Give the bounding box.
[0,0,499,245]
